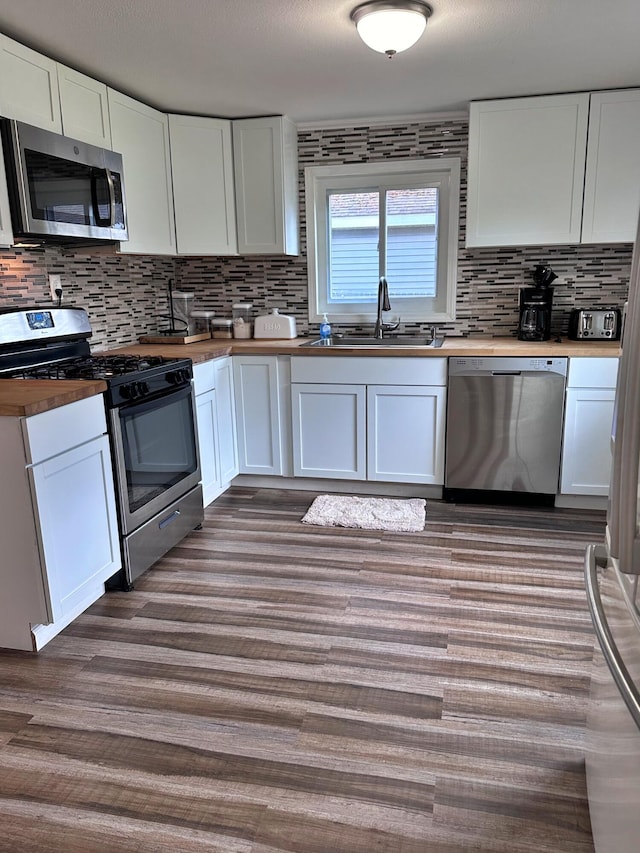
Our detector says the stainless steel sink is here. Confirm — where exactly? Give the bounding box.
[300,336,445,348]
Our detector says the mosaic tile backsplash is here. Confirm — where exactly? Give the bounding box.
[0,117,632,349]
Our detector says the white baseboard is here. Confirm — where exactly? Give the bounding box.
[555,494,608,510]
[31,580,106,651]
[232,474,443,499]
[232,475,608,510]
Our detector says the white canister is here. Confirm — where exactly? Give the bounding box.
[253,308,297,339]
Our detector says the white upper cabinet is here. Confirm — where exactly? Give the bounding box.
[169,114,237,255]
[57,64,111,148]
[232,116,299,255]
[0,35,111,147]
[108,89,176,255]
[0,33,62,132]
[466,94,590,247]
[582,89,640,244]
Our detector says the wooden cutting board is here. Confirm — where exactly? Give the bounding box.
[138,332,211,344]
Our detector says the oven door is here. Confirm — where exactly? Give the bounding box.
[109,384,201,534]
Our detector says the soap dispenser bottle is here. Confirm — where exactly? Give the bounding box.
[319,313,332,340]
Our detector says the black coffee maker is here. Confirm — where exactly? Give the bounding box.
[517,264,557,341]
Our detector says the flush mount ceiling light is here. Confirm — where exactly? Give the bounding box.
[350,0,433,58]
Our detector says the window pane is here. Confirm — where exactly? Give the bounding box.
[328,192,379,303]
[386,188,438,298]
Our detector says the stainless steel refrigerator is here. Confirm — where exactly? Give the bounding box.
[585,210,640,851]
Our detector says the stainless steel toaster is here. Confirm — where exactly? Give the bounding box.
[568,308,621,340]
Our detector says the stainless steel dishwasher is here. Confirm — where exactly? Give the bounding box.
[444,356,568,503]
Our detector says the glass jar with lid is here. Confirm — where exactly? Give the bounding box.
[232,303,254,339]
[210,318,234,339]
[190,309,216,337]
[170,290,195,335]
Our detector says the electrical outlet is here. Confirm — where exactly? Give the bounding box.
[48,274,62,302]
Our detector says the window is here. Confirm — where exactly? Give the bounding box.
[305,158,460,325]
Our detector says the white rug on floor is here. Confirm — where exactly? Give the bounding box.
[301,495,426,532]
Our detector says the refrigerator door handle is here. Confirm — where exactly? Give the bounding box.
[585,545,640,729]
[610,209,640,573]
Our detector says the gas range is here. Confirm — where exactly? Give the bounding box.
[0,306,193,406]
[0,305,203,587]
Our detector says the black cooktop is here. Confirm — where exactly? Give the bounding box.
[11,353,181,381]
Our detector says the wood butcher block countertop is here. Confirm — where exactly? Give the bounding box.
[103,335,622,361]
[0,379,107,417]
[0,336,621,417]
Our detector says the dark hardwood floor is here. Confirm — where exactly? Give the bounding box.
[0,487,603,852]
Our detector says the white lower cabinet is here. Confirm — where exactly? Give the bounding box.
[195,386,221,506]
[214,357,239,485]
[290,357,447,484]
[292,383,367,479]
[193,357,238,506]
[560,357,619,496]
[0,395,121,651]
[233,355,291,476]
[368,385,446,484]
[30,435,119,626]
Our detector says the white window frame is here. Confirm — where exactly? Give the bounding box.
[305,158,460,325]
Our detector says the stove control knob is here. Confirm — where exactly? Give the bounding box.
[120,380,149,401]
[167,368,190,385]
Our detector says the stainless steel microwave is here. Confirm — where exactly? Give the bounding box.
[0,118,128,243]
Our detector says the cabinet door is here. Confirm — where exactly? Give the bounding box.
[466,94,589,247]
[234,356,283,475]
[0,34,61,131]
[214,357,239,485]
[0,130,14,247]
[367,385,446,484]
[195,388,222,507]
[560,387,616,496]
[169,114,237,255]
[29,435,120,623]
[292,383,366,480]
[108,89,176,255]
[233,116,299,255]
[57,64,111,148]
[582,90,640,244]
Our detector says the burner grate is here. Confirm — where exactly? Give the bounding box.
[13,354,175,380]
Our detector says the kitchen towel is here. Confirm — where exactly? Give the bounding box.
[301,495,426,533]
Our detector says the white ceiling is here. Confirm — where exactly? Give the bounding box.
[0,0,638,125]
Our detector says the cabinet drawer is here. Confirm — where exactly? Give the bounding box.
[193,359,216,395]
[291,356,446,386]
[567,357,619,388]
[23,395,107,465]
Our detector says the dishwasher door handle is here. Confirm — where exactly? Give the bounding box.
[491,371,522,376]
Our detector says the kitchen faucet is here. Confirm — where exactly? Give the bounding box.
[374,277,399,339]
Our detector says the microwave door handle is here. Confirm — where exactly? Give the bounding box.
[91,167,116,227]
[104,168,116,226]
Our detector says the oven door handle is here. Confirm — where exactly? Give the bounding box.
[116,381,193,415]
